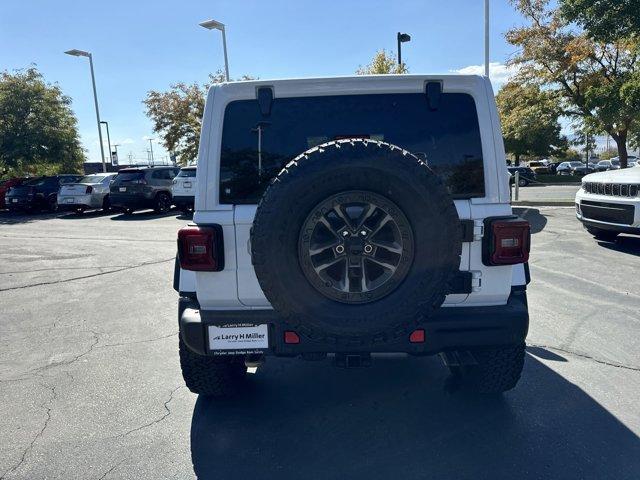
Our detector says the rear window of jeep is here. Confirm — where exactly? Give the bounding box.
[219,93,485,204]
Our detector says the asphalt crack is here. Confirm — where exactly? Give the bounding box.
[112,385,184,439]
[0,382,57,479]
[95,332,177,349]
[528,344,640,372]
[0,258,173,293]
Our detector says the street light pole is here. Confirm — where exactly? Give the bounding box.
[65,49,107,173]
[484,0,490,77]
[100,121,112,168]
[148,138,155,166]
[397,32,411,67]
[199,19,230,81]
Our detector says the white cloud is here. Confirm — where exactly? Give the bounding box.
[451,62,518,90]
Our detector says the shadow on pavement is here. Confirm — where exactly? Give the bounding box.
[597,235,640,257]
[190,354,639,480]
[0,210,61,225]
[109,209,180,221]
[512,207,548,234]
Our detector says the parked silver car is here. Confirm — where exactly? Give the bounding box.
[57,173,117,213]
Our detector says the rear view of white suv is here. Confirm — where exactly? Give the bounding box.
[172,166,196,213]
[174,75,531,397]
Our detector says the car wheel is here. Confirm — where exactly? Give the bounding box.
[154,192,171,213]
[179,336,246,397]
[48,197,58,213]
[123,208,134,215]
[518,178,529,187]
[251,139,462,346]
[462,343,526,394]
[102,195,111,212]
[586,227,618,241]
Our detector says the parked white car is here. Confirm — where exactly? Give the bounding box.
[576,168,640,240]
[171,166,196,213]
[57,173,117,213]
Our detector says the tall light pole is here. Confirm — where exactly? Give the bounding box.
[65,49,107,172]
[100,121,112,168]
[397,32,411,67]
[148,138,155,166]
[484,0,490,77]
[199,19,229,81]
[113,144,120,165]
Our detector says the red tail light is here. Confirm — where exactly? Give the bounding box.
[177,225,224,271]
[483,217,530,266]
[85,186,93,194]
[284,331,300,344]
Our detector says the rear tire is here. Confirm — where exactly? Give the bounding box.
[154,192,171,214]
[179,337,247,397]
[464,343,525,394]
[102,195,111,212]
[48,197,58,213]
[587,227,618,241]
[518,178,529,187]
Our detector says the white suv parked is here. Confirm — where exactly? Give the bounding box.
[171,166,197,213]
[174,75,531,396]
[576,167,640,240]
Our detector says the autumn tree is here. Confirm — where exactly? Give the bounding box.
[496,81,567,164]
[144,70,254,165]
[356,49,408,75]
[507,0,640,167]
[0,67,85,176]
[561,0,640,41]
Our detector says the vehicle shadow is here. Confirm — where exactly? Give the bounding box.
[596,235,640,257]
[512,207,548,234]
[109,209,180,221]
[190,353,639,480]
[0,210,61,225]
[57,209,114,220]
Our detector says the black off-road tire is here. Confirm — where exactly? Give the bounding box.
[47,196,58,213]
[154,192,171,214]
[465,343,526,394]
[586,227,618,241]
[251,139,462,346]
[179,336,247,397]
[102,195,111,212]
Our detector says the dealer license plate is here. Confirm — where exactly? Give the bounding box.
[119,187,126,192]
[65,198,74,204]
[208,324,269,352]
[12,198,18,203]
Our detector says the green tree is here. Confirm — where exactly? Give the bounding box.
[356,49,408,75]
[144,70,254,165]
[599,147,618,159]
[496,81,567,165]
[561,0,640,41]
[0,67,85,176]
[507,0,640,167]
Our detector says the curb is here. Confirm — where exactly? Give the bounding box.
[512,201,575,207]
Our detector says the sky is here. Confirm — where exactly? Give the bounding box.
[0,0,530,164]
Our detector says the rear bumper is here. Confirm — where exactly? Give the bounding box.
[5,196,34,210]
[109,193,154,210]
[179,290,529,356]
[172,195,194,207]
[57,194,103,210]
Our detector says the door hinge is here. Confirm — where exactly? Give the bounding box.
[470,270,482,292]
[460,219,484,242]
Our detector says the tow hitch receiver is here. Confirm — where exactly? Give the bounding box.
[334,353,372,368]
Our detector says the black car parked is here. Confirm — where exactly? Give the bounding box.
[110,166,180,214]
[5,175,83,212]
[507,166,536,186]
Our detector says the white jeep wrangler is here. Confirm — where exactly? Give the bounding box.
[173,75,531,396]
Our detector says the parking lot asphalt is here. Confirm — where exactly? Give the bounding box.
[0,207,638,480]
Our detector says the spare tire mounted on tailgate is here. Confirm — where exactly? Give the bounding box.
[251,139,462,346]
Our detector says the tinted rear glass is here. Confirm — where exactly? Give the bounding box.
[178,168,197,178]
[113,171,144,184]
[219,93,485,204]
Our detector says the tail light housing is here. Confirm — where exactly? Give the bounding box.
[85,186,93,194]
[483,217,530,266]
[177,225,224,271]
